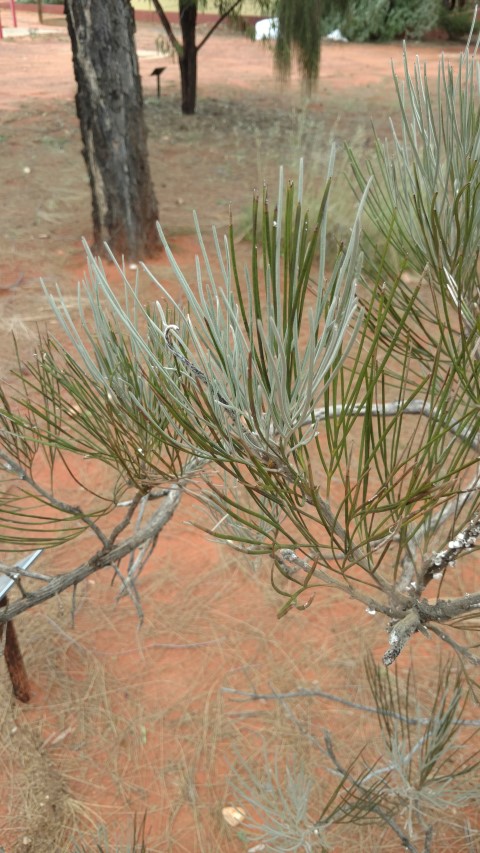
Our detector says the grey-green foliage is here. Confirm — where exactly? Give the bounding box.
[231,660,480,852]
[347,20,480,479]
[0,290,185,549]
[349,23,480,309]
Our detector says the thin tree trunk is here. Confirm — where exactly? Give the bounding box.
[65,0,159,258]
[179,0,197,115]
[152,0,243,115]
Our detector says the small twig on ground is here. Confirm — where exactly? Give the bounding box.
[221,686,480,727]
[70,582,77,628]
[0,273,24,291]
[44,616,224,656]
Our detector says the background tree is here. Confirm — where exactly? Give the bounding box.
[65,0,159,257]
[151,0,346,115]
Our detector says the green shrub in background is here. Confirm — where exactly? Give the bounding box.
[382,0,443,39]
[340,0,391,41]
[326,0,480,43]
[340,0,441,42]
[439,4,480,38]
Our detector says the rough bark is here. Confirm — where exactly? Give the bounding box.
[65,0,159,258]
[179,0,198,115]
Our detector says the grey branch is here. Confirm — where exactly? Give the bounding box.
[220,686,480,727]
[0,450,109,546]
[423,514,480,586]
[382,590,480,665]
[277,549,398,617]
[108,490,144,545]
[418,592,480,622]
[383,609,421,666]
[0,566,52,583]
[311,400,479,450]
[0,486,182,624]
[399,466,480,591]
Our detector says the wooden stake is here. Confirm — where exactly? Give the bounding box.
[0,595,31,703]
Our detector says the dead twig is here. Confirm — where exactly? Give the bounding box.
[221,686,480,727]
[0,594,30,702]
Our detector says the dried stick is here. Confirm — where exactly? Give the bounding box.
[0,594,30,702]
[221,686,480,727]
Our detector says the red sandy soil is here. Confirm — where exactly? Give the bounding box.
[0,10,478,852]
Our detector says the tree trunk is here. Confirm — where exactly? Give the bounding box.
[179,0,198,115]
[65,0,159,258]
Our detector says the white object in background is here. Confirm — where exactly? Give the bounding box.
[255,18,278,41]
[325,28,348,42]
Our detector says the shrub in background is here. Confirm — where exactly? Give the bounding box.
[382,0,443,39]
[324,0,441,41]
[341,0,391,41]
[439,3,480,38]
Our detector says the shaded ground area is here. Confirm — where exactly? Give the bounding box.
[0,10,478,852]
